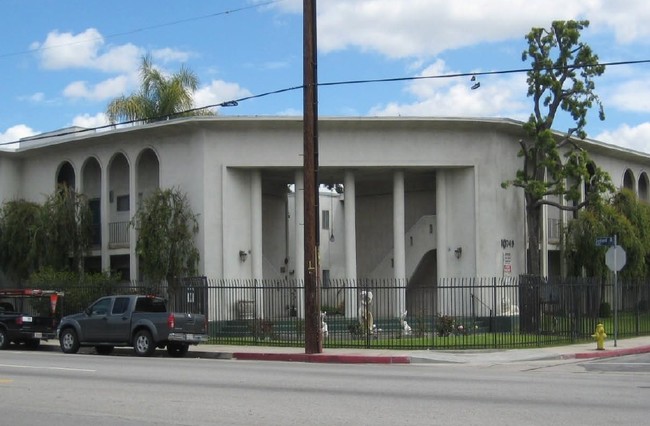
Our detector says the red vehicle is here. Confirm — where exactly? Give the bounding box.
[0,289,64,350]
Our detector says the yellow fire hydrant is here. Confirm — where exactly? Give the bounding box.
[592,323,607,350]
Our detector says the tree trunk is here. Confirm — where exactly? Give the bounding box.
[526,198,542,277]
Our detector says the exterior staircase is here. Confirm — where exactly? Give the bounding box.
[368,215,436,280]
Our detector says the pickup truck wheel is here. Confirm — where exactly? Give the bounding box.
[60,328,80,354]
[0,328,9,349]
[167,343,189,357]
[95,345,114,355]
[133,330,156,357]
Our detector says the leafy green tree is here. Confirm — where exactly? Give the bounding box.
[39,185,93,274]
[567,191,648,310]
[0,200,43,286]
[0,186,92,286]
[131,188,200,290]
[502,20,613,276]
[610,189,650,280]
[106,54,213,124]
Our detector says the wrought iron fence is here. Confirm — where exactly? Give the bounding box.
[49,275,650,350]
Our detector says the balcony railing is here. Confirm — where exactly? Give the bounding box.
[547,218,561,243]
[109,221,130,247]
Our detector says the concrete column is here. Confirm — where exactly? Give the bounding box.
[100,164,110,272]
[436,170,448,279]
[251,170,263,318]
[294,170,305,318]
[393,170,406,316]
[129,162,138,281]
[541,170,548,278]
[541,204,548,278]
[251,170,263,280]
[344,170,358,318]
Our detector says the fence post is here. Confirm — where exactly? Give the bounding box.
[492,277,497,346]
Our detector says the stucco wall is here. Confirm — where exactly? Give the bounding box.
[3,117,650,282]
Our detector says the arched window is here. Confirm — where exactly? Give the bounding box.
[639,172,649,202]
[136,148,160,207]
[623,169,635,192]
[56,161,76,190]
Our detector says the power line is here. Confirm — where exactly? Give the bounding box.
[3,58,650,146]
[0,0,284,60]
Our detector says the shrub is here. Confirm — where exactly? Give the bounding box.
[250,319,274,340]
[435,314,455,337]
[347,321,362,336]
[29,268,121,315]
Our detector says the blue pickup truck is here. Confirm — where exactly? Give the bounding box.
[57,294,208,357]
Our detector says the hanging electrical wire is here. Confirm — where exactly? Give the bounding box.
[2,58,650,146]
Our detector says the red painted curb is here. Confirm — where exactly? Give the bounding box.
[233,352,411,364]
[573,345,650,359]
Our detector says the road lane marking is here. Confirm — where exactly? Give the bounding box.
[0,364,95,373]
[0,378,15,384]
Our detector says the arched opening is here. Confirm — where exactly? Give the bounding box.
[136,148,160,208]
[56,161,76,190]
[623,169,635,192]
[108,153,130,249]
[82,157,102,249]
[639,172,649,202]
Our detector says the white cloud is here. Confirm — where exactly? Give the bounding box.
[152,48,192,63]
[63,75,133,101]
[71,113,109,129]
[590,1,650,43]
[271,0,587,58]
[0,124,38,144]
[271,1,650,58]
[595,123,650,153]
[369,60,528,118]
[33,28,104,69]
[33,29,188,74]
[607,79,650,113]
[193,80,253,109]
[18,92,46,103]
[93,43,143,73]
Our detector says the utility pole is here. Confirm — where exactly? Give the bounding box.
[303,0,322,354]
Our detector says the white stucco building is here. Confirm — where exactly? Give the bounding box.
[1,116,649,292]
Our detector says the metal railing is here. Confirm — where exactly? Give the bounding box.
[547,218,561,242]
[50,276,650,350]
[108,221,129,247]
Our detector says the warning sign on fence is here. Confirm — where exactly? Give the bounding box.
[503,252,512,277]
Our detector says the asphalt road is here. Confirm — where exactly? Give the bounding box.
[1,350,649,426]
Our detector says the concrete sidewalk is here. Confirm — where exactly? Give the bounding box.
[37,336,650,364]
[200,335,650,364]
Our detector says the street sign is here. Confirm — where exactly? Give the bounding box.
[605,245,626,272]
[596,236,615,247]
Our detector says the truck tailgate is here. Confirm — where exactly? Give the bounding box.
[171,313,206,334]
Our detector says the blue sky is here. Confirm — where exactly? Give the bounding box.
[2,0,650,152]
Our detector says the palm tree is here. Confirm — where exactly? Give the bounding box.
[106,55,212,124]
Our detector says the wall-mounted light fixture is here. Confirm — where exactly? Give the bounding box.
[239,250,248,262]
[109,190,114,203]
[454,247,463,259]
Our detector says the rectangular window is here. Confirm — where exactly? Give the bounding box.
[116,194,130,212]
[322,210,330,230]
